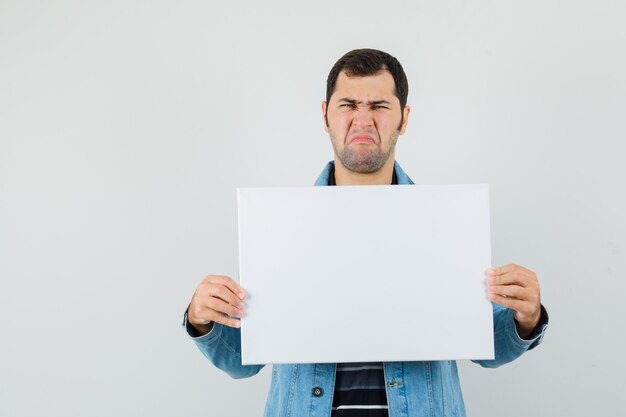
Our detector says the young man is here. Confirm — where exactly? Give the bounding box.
[184,49,548,417]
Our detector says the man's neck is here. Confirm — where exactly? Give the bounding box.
[333,157,395,186]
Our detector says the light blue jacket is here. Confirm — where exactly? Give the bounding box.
[186,161,548,417]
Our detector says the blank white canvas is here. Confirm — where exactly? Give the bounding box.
[238,184,494,365]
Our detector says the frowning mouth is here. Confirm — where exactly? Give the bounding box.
[348,135,376,144]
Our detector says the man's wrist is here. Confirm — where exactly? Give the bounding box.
[190,321,214,337]
[515,304,548,340]
[184,310,215,337]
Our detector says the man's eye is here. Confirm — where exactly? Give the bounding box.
[372,105,388,109]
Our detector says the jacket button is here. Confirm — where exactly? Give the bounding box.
[312,387,323,397]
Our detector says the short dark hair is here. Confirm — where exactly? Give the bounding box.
[326,48,409,111]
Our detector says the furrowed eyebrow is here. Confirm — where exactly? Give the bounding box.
[368,100,391,106]
[337,98,358,105]
[336,98,392,106]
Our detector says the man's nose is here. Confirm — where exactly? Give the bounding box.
[352,107,374,128]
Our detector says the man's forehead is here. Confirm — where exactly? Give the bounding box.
[331,70,398,102]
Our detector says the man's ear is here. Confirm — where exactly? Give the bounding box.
[399,105,411,135]
[321,101,328,132]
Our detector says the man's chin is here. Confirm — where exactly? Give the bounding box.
[339,150,387,174]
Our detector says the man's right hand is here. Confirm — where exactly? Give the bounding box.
[187,275,247,336]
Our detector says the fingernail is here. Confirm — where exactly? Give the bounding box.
[488,293,496,300]
[233,320,241,328]
[239,292,247,300]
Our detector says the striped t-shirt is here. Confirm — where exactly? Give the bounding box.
[332,362,388,417]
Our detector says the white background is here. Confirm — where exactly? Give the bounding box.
[1,1,624,416]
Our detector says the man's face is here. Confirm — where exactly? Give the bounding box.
[322,70,410,174]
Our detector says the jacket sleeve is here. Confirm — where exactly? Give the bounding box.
[183,312,264,379]
[472,303,548,368]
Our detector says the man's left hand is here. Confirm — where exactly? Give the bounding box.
[487,264,541,339]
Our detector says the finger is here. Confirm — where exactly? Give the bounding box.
[488,293,524,311]
[488,293,539,321]
[206,275,247,300]
[487,284,526,300]
[488,270,536,287]
[188,301,240,329]
[206,310,241,329]
[488,264,529,277]
[207,284,246,310]
[205,296,245,318]
[191,307,242,328]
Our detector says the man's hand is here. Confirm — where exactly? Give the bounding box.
[187,275,247,336]
[487,264,541,339]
